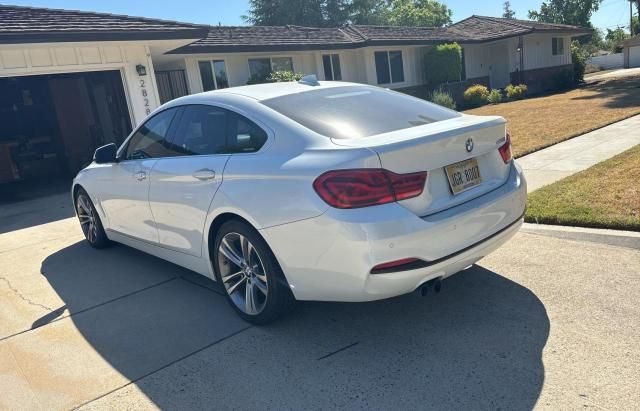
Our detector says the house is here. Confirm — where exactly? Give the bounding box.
[623,35,640,68]
[0,5,588,188]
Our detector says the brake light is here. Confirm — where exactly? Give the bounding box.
[499,132,513,163]
[313,169,428,209]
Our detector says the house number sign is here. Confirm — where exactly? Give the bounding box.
[140,79,151,115]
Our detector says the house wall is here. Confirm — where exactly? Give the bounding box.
[0,42,166,126]
[181,45,428,94]
[521,33,572,70]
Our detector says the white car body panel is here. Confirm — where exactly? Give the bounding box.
[73,81,527,302]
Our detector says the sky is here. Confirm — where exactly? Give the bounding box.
[5,0,637,32]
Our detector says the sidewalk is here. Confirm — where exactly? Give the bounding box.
[517,114,640,192]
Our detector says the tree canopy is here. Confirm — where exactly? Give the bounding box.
[243,0,452,27]
[527,0,603,28]
[502,1,516,19]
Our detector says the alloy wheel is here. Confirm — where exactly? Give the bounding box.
[217,232,269,315]
[76,194,98,244]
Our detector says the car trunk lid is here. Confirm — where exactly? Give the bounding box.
[331,115,511,216]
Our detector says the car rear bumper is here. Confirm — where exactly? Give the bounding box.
[261,161,527,302]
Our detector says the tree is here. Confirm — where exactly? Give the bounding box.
[605,26,630,53]
[502,1,516,19]
[244,0,324,26]
[244,0,452,27]
[527,0,603,28]
[349,0,389,25]
[385,0,452,27]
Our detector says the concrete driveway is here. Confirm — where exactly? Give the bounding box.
[1,193,639,410]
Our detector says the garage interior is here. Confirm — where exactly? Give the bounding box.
[0,70,132,198]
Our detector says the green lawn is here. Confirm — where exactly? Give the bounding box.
[525,145,640,231]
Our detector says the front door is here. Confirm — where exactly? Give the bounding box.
[99,107,179,243]
[489,42,510,89]
[148,105,230,257]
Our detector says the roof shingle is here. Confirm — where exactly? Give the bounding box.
[170,15,589,54]
[0,4,209,43]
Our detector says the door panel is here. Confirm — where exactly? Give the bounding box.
[149,156,229,256]
[98,159,158,242]
[99,107,179,243]
[148,105,231,256]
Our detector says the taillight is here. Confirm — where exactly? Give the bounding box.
[499,132,513,163]
[313,168,428,209]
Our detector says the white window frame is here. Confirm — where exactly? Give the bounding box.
[322,53,342,80]
[374,50,405,85]
[247,56,295,78]
[198,59,229,90]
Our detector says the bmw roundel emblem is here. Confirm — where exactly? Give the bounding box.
[465,138,474,153]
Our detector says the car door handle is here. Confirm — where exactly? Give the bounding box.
[134,171,147,181]
[192,169,216,181]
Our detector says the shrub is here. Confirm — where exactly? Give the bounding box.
[429,88,456,110]
[571,40,587,83]
[463,84,490,107]
[505,84,527,100]
[267,70,304,82]
[487,89,503,104]
[424,43,462,86]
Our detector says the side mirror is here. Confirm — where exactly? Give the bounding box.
[94,143,118,164]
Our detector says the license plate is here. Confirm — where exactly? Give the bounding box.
[445,158,482,195]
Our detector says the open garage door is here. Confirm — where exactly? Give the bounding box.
[0,70,132,185]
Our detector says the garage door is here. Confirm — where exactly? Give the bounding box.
[0,70,131,184]
[630,46,640,68]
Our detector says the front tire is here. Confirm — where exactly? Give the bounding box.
[213,220,294,324]
[75,188,110,249]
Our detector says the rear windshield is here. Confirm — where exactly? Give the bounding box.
[261,86,460,139]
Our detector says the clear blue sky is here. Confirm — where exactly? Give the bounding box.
[5,0,636,31]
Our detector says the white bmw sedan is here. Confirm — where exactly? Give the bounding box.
[73,80,526,323]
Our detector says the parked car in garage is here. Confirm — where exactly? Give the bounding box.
[72,78,527,323]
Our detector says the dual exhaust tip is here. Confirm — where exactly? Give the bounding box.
[419,277,442,297]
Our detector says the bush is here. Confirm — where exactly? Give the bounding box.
[487,89,503,104]
[429,88,456,110]
[267,70,304,82]
[505,84,527,100]
[424,43,462,86]
[463,84,490,107]
[571,40,587,83]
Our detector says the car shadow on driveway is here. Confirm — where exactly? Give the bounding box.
[35,241,549,410]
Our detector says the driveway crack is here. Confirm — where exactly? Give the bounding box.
[0,275,53,311]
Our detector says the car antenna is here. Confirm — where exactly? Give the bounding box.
[298,74,320,86]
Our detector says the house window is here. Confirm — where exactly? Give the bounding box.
[374,50,404,84]
[198,60,229,91]
[552,37,564,56]
[322,54,342,81]
[248,57,294,82]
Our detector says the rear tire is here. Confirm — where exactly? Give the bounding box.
[213,220,295,324]
[75,188,111,249]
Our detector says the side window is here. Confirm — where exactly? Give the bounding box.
[170,105,228,155]
[226,113,268,153]
[124,108,179,160]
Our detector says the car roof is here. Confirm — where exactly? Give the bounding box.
[197,80,365,101]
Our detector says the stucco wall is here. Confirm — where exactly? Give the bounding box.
[0,42,164,126]
[182,45,428,93]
